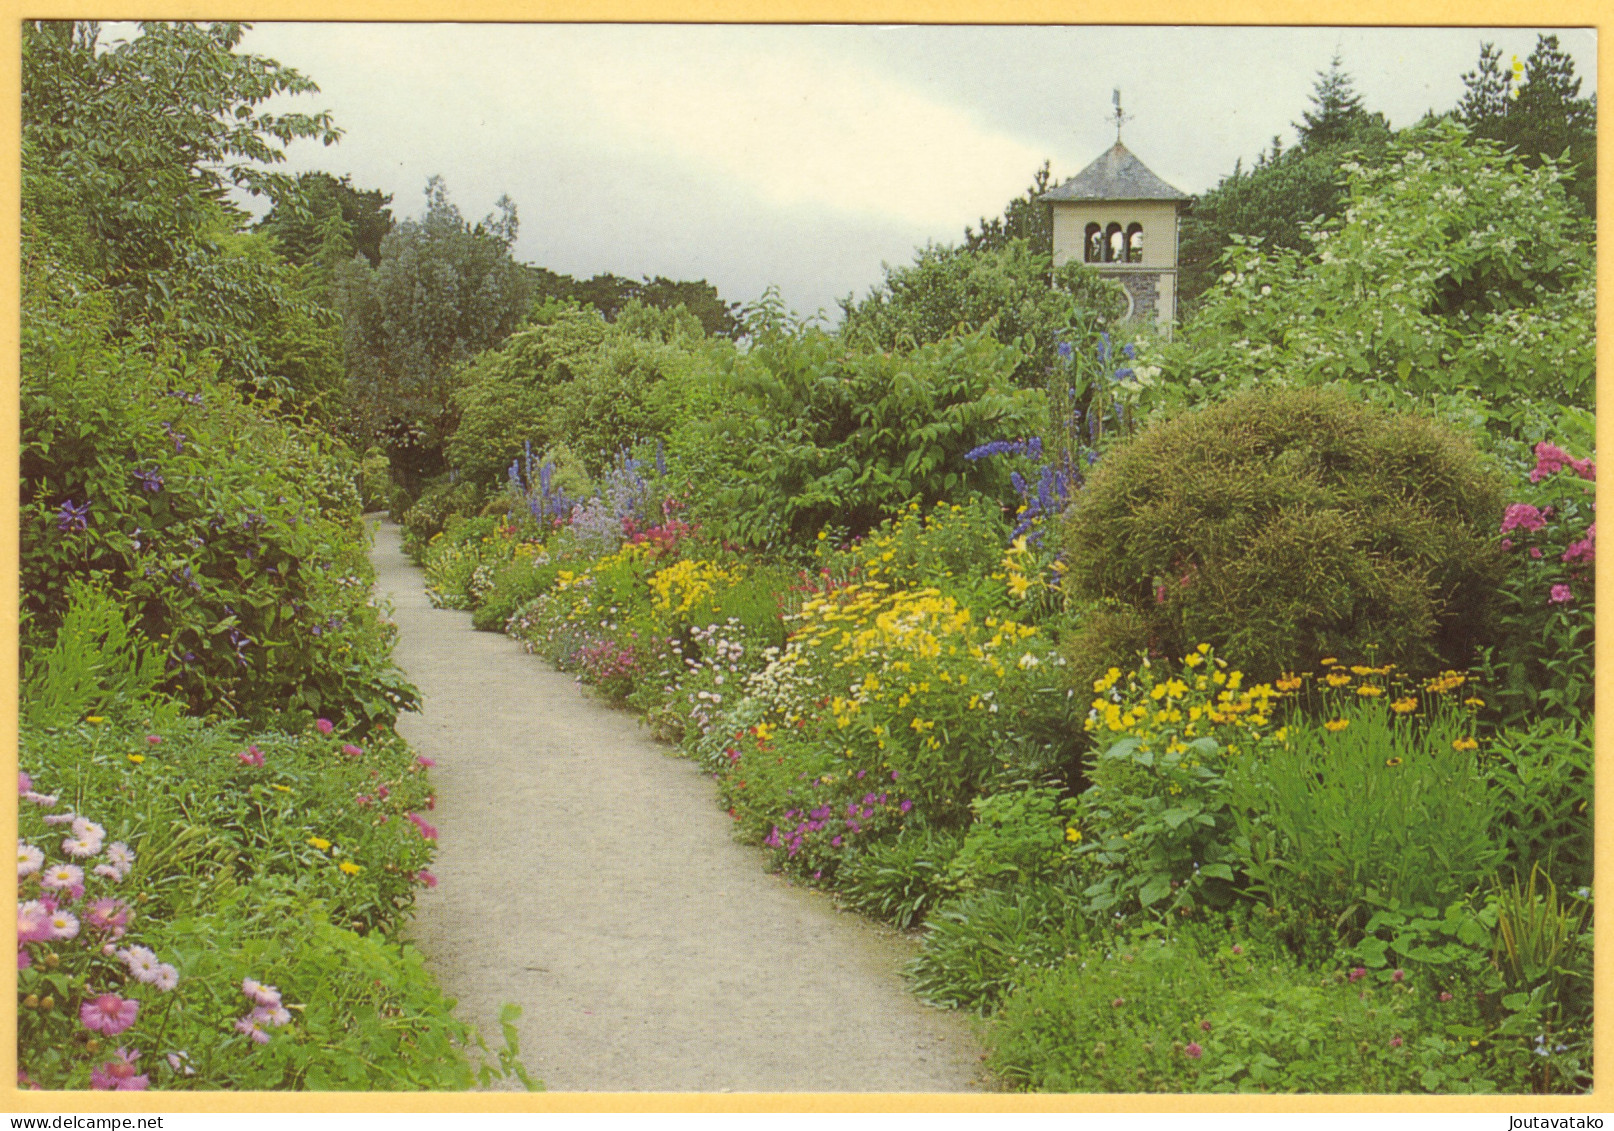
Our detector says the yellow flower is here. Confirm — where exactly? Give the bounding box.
[817,531,827,541]
[753,722,775,742]
[307,837,332,852]
[85,716,105,725]
[127,754,145,764]
[338,861,362,876]
[1452,737,1478,752]
[1390,697,1418,714]
[1356,685,1384,698]
[1463,697,1486,708]
[1183,653,1204,668]
[1323,719,1350,732]
[1275,673,1303,692]
[1325,672,1352,688]
[272,784,292,793]
[1065,827,1083,843]
[1196,643,1211,655]
[1385,757,1403,768]
[1320,657,1338,666]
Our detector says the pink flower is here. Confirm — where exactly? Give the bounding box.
[18,842,43,878]
[118,945,161,983]
[241,978,282,1008]
[355,794,372,807]
[17,772,30,794]
[1200,1020,1213,1031]
[342,744,364,758]
[1550,584,1574,604]
[17,901,53,944]
[1562,531,1595,563]
[1530,442,1570,482]
[1230,944,1244,955]
[416,756,436,768]
[1389,1035,1403,1049]
[416,870,438,888]
[89,1048,148,1091]
[236,745,264,767]
[152,965,179,993]
[1570,457,1596,481]
[315,718,334,735]
[145,735,162,746]
[94,865,124,883]
[1501,538,1514,551]
[86,898,131,938]
[1348,966,1367,983]
[17,949,30,970]
[407,813,438,842]
[1391,968,1405,983]
[234,1017,271,1045]
[1500,504,1547,535]
[47,909,79,940]
[40,863,83,893]
[80,993,139,1035]
[1184,1042,1203,1059]
[105,843,135,873]
[1439,991,1454,1002]
[252,1004,292,1027]
[1530,546,1543,559]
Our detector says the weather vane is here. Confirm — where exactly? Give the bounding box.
[1111,89,1132,143]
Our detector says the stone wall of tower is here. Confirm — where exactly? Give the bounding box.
[1049,200,1180,331]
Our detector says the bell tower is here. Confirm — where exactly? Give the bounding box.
[1043,93,1189,332]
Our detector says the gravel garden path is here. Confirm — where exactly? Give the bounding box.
[369,519,985,1093]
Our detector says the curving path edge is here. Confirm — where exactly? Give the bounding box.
[370,519,984,1093]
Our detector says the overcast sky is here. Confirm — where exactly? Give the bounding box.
[209,23,1596,319]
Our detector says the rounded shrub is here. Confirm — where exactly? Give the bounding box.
[1061,386,1505,682]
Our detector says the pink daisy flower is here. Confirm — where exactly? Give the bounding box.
[62,835,102,859]
[40,863,83,893]
[23,792,58,808]
[71,817,105,841]
[17,842,43,878]
[252,1004,292,1027]
[47,909,79,940]
[234,1017,271,1045]
[89,1048,148,1091]
[242,978,282,1008]
[80,993,139,1035]
[118,945,161,983]
[105,843,135,872]
[86,898,131,938]
[315,718,334,735]
[18,771,30,794]
[152,964,179,993]
[17,901,53,944]
[94,864,125,883]
[41,811,75,825]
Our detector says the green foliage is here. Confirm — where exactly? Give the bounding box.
[963,163,1055,258]
[988,927,1510,1093]
[336,176,533,493]
[22,580,177,733]
[1490,866,1591,1028]
[1179,58,1393,311]
[20,268,416,730]
[1482,718,1593,891]
[839,239,1124,388]
[946,786,1077,893]
[400,479,485,561]
[22,21,342,410]
[834,825,965,930]
[1229,707,1503,923]
[528,266,744,339]
[1459,36,1597,217]
[257,171,395,270]
[1173,123,1593,435]
[669,316,1047,547]
[907,877,1091,1013]
[1062,386,1507,682]
[1476,447,1595,726]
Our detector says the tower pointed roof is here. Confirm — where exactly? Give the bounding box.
[1042,142,1189,203]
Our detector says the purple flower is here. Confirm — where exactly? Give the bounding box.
[899,799,913,813]
[132,468,163,493]
[1500,504,1547,536]
[1550,584,1573,604]
[56,499,90,533]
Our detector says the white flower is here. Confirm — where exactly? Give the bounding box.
[62,835,103,859]
[104,843,135,871]
[17,842,43,877]
[153,964,180,993]
[119,945,162,983]
[48,910,80,940]
[70,817,105,842]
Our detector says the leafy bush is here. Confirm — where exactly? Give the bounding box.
[1062,385,1507,682]
[946,786,1078,893]
[1229,678,1503,922]
[21,272,416,730]
[1478,442,1595,726]
[1171,122,1594,436]
[987,927,1513,1093]
[839,239,1125,388]
[834,825,965,930]
[400,478,484,561]
[1483,718,1593,890]
[666,314,1046,547]
[907,877,1091,1013]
